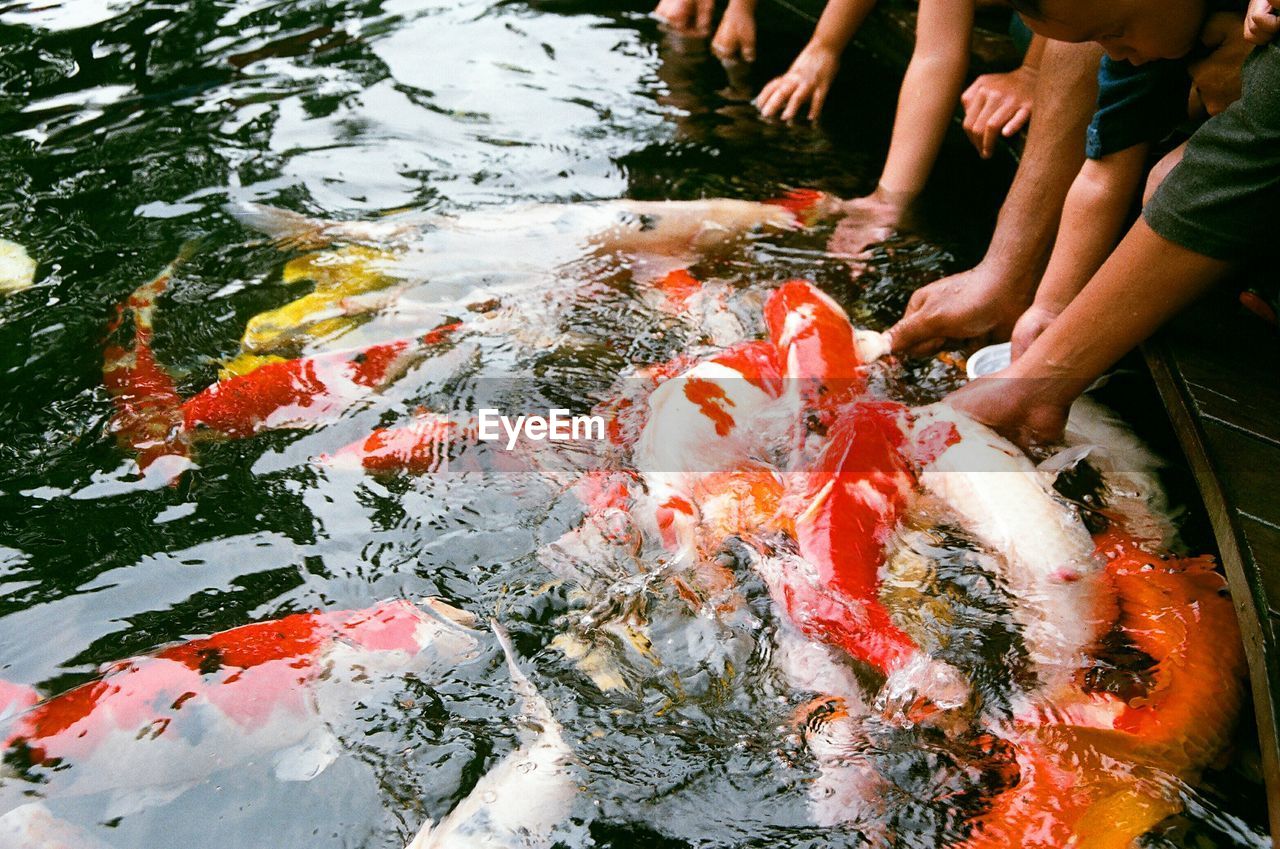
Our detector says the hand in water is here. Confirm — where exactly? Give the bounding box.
[755,43,840,121]
[961,67,1036,158]
[947,373,1070,450]
[824,190,907,261]
[888,265,1032,356]
[654,0,714,37]
[711,3,756,62]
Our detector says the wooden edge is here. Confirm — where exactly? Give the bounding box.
[1144,339,1280,842]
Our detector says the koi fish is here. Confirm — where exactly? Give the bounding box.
[237,245,398,354]
[960,537,1245,848]
[0,599,480,821]
[229,193,838,288]
[101,256,195,478]
[181,324,456,439]
[320,410,464,474]
[407,621,577,849]
[910,404,1112,699]
[763,279,890,417]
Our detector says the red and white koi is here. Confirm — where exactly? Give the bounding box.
[0,599,479,820]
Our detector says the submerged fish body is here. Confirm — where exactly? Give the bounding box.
[0,599,480,818]
[182,333,435,438]
[911,404,1112,698]
[775,401,919,675]
[962,538,1245,848]
[102,258,194,476]
[408,622,576,849]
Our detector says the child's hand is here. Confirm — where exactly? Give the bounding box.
[825,188,909,260]
[1010,303,1060,360]
[755,43,841,121]
[960,67,1036,159]
[654,0,714,37]
[1245,0,1280,44]
[711,3,756,62]
[946,373,1070,450]
[888,266,1029,356]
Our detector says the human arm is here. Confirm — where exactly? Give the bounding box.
[1010,144,1149,358]
[825,0,976,256]
[755,0,877,120]
[654,0,715,37]
[1245,0,1280,44]
[949,220,1230,447]
[962,34,1045,159]
[712,0,757,62]
[887,41,1102,355]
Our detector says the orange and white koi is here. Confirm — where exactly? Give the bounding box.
[101,257,194,477]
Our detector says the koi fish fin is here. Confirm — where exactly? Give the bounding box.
[0,802,117,849]
[491,620,559,737]
[405,818,435,849]
[226,202,421,250]
[273,727,341,782]
[0,680,38,723]
[103,781,197,819]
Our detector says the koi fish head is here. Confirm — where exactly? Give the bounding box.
[764,280,868,413]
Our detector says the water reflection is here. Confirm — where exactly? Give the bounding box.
[0,0,1270,847]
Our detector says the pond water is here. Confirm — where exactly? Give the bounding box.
[0,1,1271,847]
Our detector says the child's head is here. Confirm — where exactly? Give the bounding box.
[1011,0,1208,64]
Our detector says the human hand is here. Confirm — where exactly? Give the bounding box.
[755,42,841,121]
[946,372,1071,450]
[711,3,756,62]
[1189,13,1251,117]
[824,187,911,261]
[654,0,714,37]
[961,67,1036,159]
[1010,303,1060,360]
[1245,0,1280,44]
[887,265,1032,356]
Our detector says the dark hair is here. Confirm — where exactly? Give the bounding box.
[1008,0,1044,16]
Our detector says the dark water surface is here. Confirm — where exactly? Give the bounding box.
[0,1,1270,847]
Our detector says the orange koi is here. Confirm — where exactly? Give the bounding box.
[961,536,1246,848]
[101,259,193,474]
[180,327,453,438]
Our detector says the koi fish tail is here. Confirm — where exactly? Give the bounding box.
[102,253,195,476]
[959,737,1081,849]
[226,202,422,250]
[1103,537,1246,775]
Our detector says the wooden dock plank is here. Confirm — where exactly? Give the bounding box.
[1144,305,1280,841]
